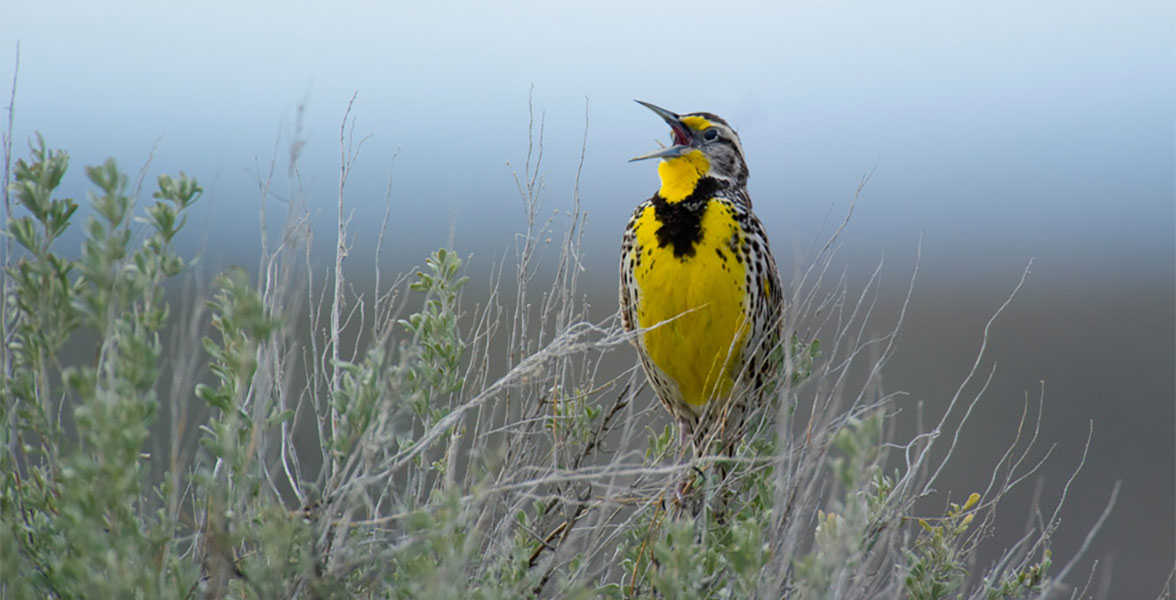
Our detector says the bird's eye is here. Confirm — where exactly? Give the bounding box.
[703,128,719,141]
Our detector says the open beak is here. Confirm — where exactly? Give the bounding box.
[630,100,694,162]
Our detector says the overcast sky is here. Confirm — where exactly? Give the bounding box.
[3,0,1172,280]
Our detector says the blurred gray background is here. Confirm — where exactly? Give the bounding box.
[3,0,1173,596]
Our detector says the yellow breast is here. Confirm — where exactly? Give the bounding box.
[633,199,749,408]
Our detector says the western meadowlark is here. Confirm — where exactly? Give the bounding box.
[620,100,784,453]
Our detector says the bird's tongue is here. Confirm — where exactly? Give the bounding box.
[671,125,690,147]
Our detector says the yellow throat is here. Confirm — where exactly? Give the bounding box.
[656,150,710,203]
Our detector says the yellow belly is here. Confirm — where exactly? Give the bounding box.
[633,200,749,408]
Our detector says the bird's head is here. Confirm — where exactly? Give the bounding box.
[630,100,748,193]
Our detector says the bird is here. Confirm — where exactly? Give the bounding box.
[620,100,785,455]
